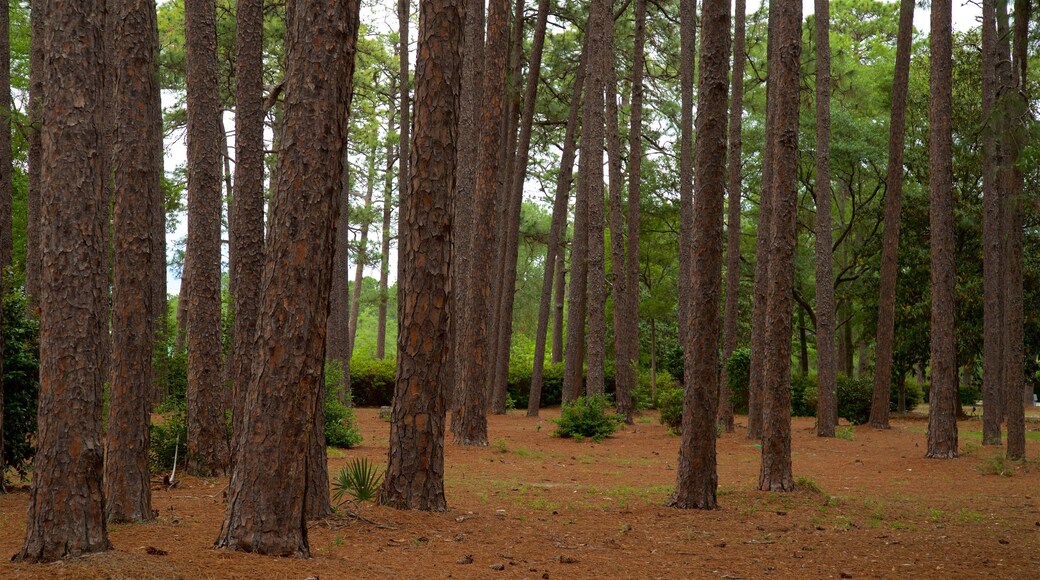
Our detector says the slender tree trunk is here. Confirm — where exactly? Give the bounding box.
[798,306,809,376]
[348,151,378,359]
[1003,0,1029,460]
[214,0,359,555]
[526,0,577,416]
[746,7,773,440]
[551,249,566,364]
[376,140,395,359]
[453,0,510,445]
[650,318,657,400]
[979,0,1003,444]
[396,0,411,287]
[14,0,111,561]
[672,0,729,510]
[758,0,801,491]
[379,0,461,511]
[925,0,958,460]
[869,0,915,430]
[677,0,697,424]
[230,0,265,449]
[718,0,744,433]
[328,154,351,369]
[813,0,836,437]
[24,0,43,309]
[605,13,633,422]
[0,0,9,272]
[184,0,230,477]
[105,0,163,524]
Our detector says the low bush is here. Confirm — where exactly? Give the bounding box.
[149,408,187,473]
[332,457,384,503]
[836,375,874,425]
[656,387,684,433]
[790,374,817,417]
[348,356,396,407]
[325,361,363,449]
[553,395,623,442]
[726,348,752,414]
[2,288,40,481]
[632,369,679,410]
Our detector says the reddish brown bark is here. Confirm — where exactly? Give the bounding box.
[25,0,43,309]
[14,0,112,561]
[868,0,915,431]
[184,0,229,477]
[327,155,350,369]
[718,0,745,433]
[925,0,958,460]
[0,0,9,272]
[376,147,394,360]
[379,0,461,511]
[677,0,697,416]
[105,0,163,524]
[551,249,566,364]
[214,0,359,555]
[813,0,836,437]
[758,0,801,491]
[672,0,729,510]
[396,0,410,287]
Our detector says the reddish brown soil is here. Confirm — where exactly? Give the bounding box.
[1,409,1038,579]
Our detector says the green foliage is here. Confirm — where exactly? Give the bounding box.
[149,408,187,474]
[2,288,39,480]
[348,356,396,407]
[726,348,752,414]
[632,369,679,410]
[803,375,921,416]
[835,375,874,425]
[553,396,623,442]
[978,454,1015,477]
[324,361,363,449]
[790,374,817,417]
[835,425,856,441]
[507,361,565,409]
[332,457,384,503]
[656,387,684,433]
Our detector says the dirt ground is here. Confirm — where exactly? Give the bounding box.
[1,408,1038,579]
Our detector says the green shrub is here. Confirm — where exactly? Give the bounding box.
[325,361,363,449]
[725,348,752,414]
[836,375,874,425]
[2,289,40,480]
[348,356,396,407]
[553,395,623,442]
[633,369,679,410]
[657,387,684,433]
[156,350,187,414]
[506,361,565,409]
[149,408,187,473]
[790,374,817,417]
[332,457,384,503]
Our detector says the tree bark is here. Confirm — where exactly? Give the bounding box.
[105,0,163,524]
[24,0,43,309]
[813,0,836,437]
[925,0,958,460]
[527,0,581,417]
[0,0,9,272]
[184,0,230,477]
[230,0,266,445]
[551,249,566,364]
[215,0,359,555]
[376,148,394,360]
[453,0,510,445]
[396,0,411,288]
[677,0,697,422]
[14,0,112,561]
[758,0,801,491]
[672,0,729,510]
[979,0,1003,444]
[348,151,378,361]
[379,0,461,511]
[718,0,744,433]
[327,152,350,370]
[869,0,915,431]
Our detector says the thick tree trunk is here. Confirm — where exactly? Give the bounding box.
[869,0,915,431]
[215,0,359,555]
[980,0,1004,444]
[758,0,801,492]
[105,0,163,524]
[718,0,744,433]
[24,0,43,309]
[184,0,230,477]
[379,0,461,511]
[672,0,729,510]
[230,0,266,445]
[453,0,510,445]
[925,0,958,460]
[516,0,571,417]
[14,0,111,561]
[813,0,836,437]
[1003,0,1029,460]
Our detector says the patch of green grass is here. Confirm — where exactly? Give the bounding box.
[928,508,945,522]
[978,454,1015,477]
[327,447,346,459]
[795,476,824,494]
[493,438,508,453]
[513,447,549,460]
[637,416,652,425]
[957,509,984,524]
[836,426,855,441]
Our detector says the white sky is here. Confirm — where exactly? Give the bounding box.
[163,0,982,296]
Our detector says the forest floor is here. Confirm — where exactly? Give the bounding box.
[1,408,1039,579]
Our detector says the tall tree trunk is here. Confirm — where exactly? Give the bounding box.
[0,0,9,272]
[396,0,411,287]
[327,154,350,371]
[672,0,729,510]
[798,305,809,376]
[105,0,163,524]
[758,0,801,491]
[487,0,530,413]
[376,139,395,359]
[349,151,378,359]
[527,0,581,416]
[605,12,633,422]
[718,0,745,433]
[622,0,647,424]
[453,0,509,445]
[379,0,461,511]
[14,0,111,561]
[230,0,266,445]
[925,0,958,460]
[184,0,230,477]
[551,248,566,364]
[1003,0,1029,460]
[677,0,697,422]
[215,0,359,554]
[24,0,43,309]
[746,7,773,440]
[581,0,608,399]
[979,0,1003,444]
[813,0,836,437]
[869,0,915,430]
